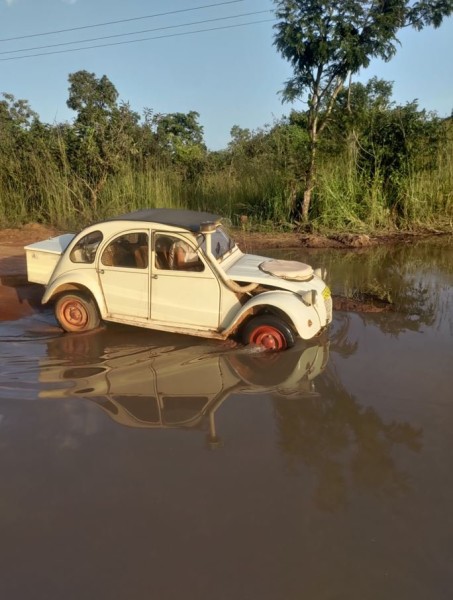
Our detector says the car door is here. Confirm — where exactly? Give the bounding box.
[150,232,221,329]
[97,230,150,319]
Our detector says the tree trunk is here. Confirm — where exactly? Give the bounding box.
[300,130,317,222]
[296,77,344,224]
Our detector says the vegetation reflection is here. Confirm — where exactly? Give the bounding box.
[280,239,453,336]
[273,361,422,512]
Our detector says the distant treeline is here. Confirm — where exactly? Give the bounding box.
[1,71,452,232]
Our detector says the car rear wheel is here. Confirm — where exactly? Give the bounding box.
[55,292,100,333]
[241,314,296,351]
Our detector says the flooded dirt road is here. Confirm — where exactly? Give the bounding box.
[0,238,452,600]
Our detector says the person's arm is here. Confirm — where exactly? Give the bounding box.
[174,245,187,268]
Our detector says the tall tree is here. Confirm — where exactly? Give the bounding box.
[0,93,38,132]
[274,0,453,222]
[67,70,118,126]
[151,111,207,177]
[66,71,139,208]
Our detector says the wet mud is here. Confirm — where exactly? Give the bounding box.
[0,251,42,321]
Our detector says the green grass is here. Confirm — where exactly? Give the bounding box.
[1,131,452,233]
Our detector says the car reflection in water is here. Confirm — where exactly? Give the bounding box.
[39,330,329,447]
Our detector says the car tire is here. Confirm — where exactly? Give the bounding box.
[241,314,296,351]
[55,291,100,333]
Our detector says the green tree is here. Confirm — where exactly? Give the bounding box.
[67,70,118,126]
[66,71,140,208]
[327,79,444,210]
[228,125,253,150]
[0,93,39,156]
[274,0,453,222]
[0,93,38,132]
[0,94,45,219]
[151,111,207,178]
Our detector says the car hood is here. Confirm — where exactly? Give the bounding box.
[224,253,326,292]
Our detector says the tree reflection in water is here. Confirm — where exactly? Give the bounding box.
[273,309,423,513]
[273,366,422,512]
[289,238,453,337]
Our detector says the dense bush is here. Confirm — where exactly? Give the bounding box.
[0,73,452,232]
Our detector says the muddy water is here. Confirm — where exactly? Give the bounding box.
[0,239,452,600]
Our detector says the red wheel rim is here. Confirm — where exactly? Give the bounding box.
[249,325,287,350]
[59,299,89,331]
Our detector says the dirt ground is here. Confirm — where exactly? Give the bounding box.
[0,222,439,250]
[0,223,448,322]
[0,224,59,321]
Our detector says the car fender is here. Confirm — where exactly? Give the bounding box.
[42,271,108,317]
[223,290,322,340]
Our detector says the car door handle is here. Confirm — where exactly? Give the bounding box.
[98,269,105,275]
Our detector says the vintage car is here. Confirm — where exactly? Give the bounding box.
[25,208,332,350]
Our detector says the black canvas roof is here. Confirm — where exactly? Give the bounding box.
[107,208,222,232]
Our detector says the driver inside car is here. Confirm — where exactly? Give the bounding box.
[169,239,203,271]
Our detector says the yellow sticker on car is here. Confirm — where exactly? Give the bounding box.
[322,286,331,300]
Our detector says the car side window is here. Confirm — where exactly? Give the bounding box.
[154,234,204,272]
[101,233,149,269]
[70,231,103,264]
[162,396,209,425]
[111,395,160,424]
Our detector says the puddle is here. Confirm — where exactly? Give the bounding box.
[1,239,452,599]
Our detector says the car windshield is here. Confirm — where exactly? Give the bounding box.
[199,226,236,261]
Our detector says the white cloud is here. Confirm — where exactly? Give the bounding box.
[5,0,17,6]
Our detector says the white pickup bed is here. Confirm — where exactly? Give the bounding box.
[25,233,75,285]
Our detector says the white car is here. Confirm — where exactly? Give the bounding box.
[25,209,332,350]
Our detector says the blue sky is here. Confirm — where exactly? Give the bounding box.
[1,0,452,150]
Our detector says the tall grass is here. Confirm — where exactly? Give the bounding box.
[310,127,453,232]
[395,139,453,228]
[313,157,392,231]
[1,128,452,233]
[184,168,291,227]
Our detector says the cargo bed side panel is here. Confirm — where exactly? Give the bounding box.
[25,234,75,285]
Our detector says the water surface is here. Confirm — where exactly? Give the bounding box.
[0,238,452,600]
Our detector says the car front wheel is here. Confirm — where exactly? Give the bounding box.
[55,292,100,333]
[241,315,296,351]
